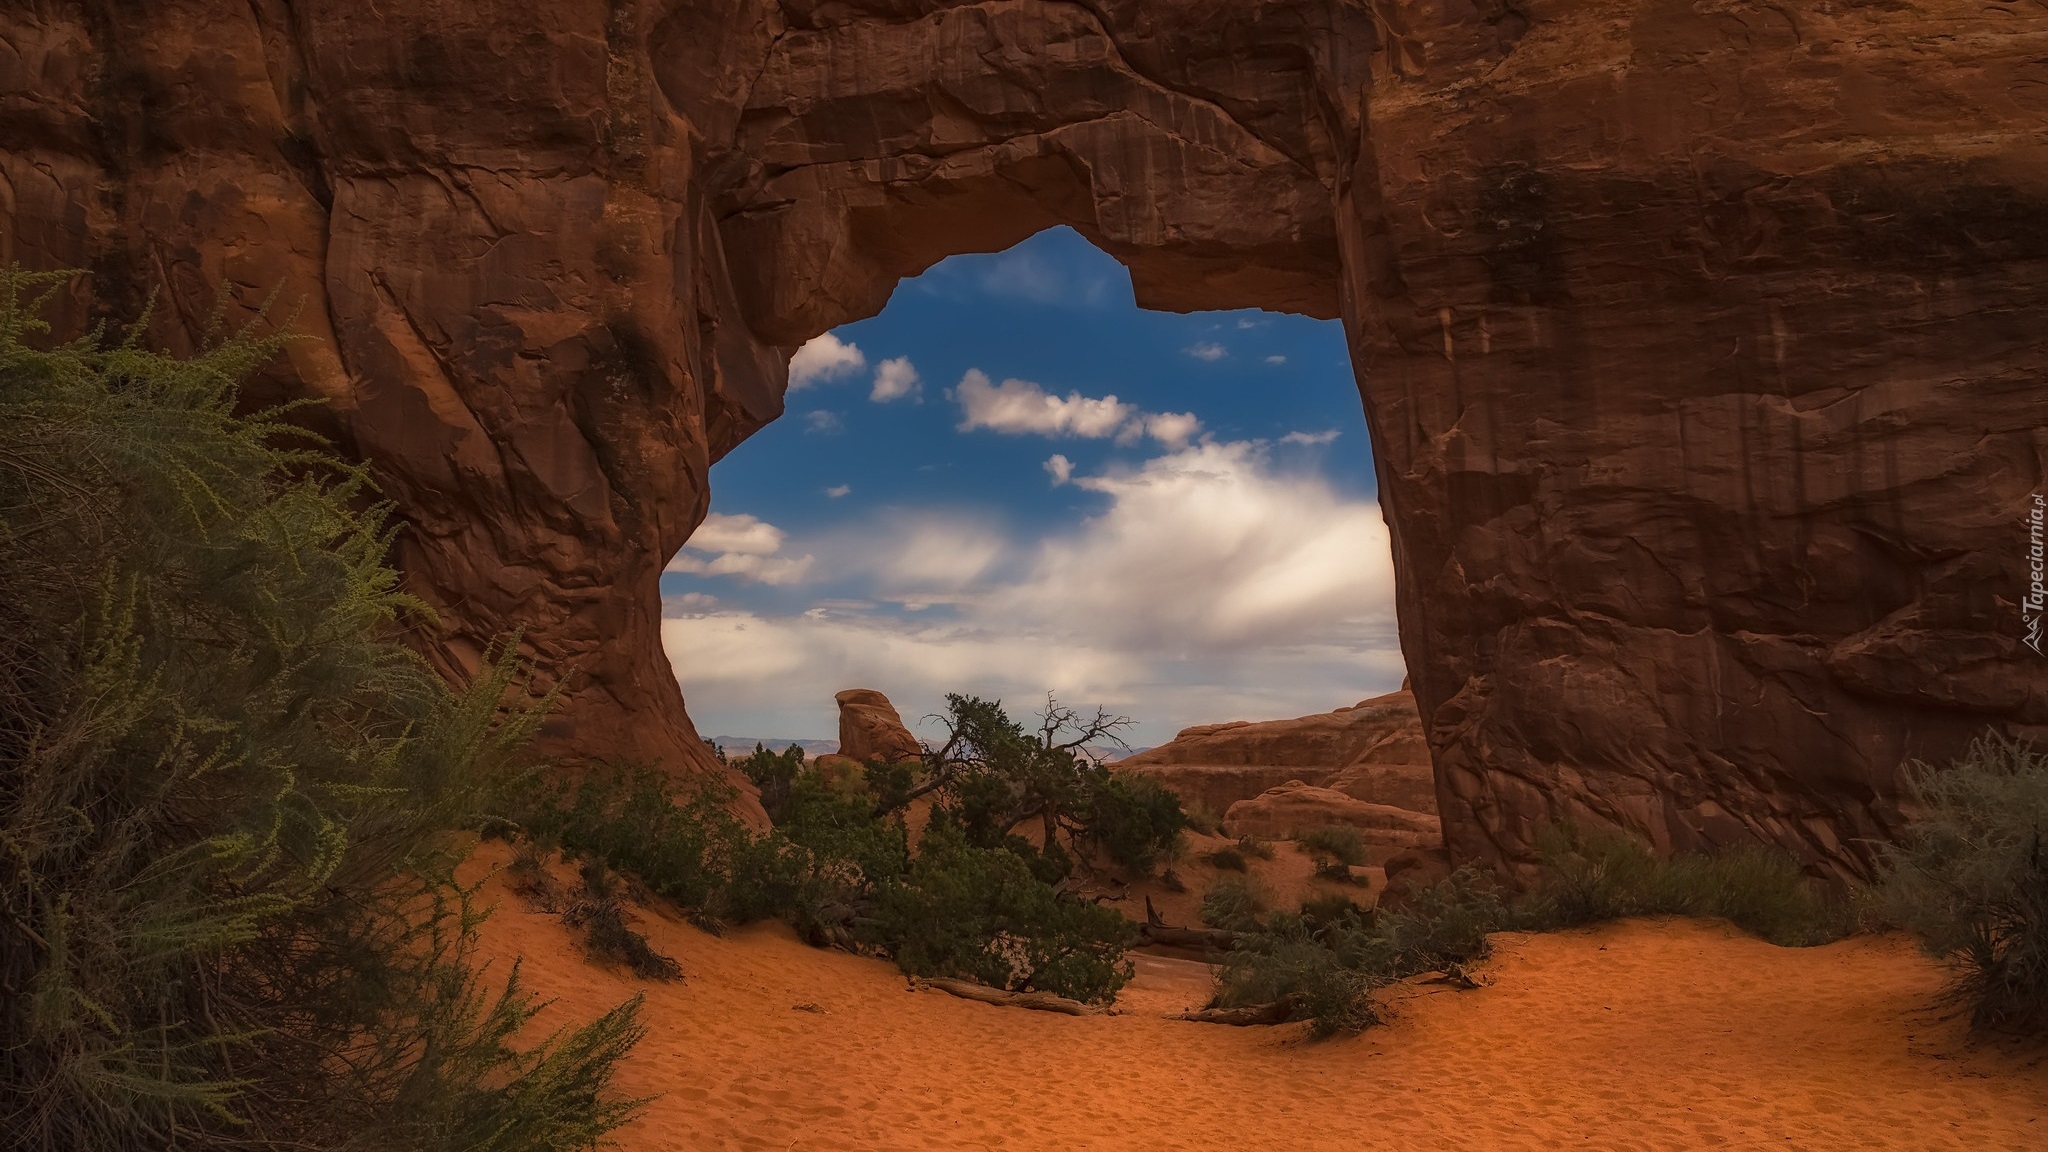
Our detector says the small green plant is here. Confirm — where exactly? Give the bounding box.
[1215,922,1382,1037]
[1237,835,1277,860]
[1880,731,2048,1035]
[1297,826,1368,867]
[1200,875,1272,933]
[566,860,684,981]
[1206,846,1249,872]
[1183,798,1224,835]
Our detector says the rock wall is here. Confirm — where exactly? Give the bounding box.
[5,0,2043,875]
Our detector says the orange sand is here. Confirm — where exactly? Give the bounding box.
[462,842,2047,1151]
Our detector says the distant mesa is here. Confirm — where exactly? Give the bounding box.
[1115,689,1436,819]
[708,736,838,759]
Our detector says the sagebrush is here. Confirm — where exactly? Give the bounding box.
[0,268,643,1150]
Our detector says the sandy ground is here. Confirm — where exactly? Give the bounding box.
[461,841,2048,1152]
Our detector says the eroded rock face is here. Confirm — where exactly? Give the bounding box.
[834,688,923,765]
[1220,782,1441,861]
[6,0,2043,875]
[1116,690,1434,817]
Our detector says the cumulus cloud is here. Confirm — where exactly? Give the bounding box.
[663,440,1403,742]
[789,333,865,389]
[1281,429,1341,446]
[804,409,844,436]
[973,246,1112,306]
[667,512,815,586]
[955,369,1133,439]
[871,356,921,403]
[1265,354,1287,365]
[1185,342,1228,362]
[824,484,852,499]
[954,370,1204,448]
[1136,411,1203,449]
[1044,454,1075,486]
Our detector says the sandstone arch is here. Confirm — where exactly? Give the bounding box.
[4,0,2043,878]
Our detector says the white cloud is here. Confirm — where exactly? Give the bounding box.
[804,409,843,435]
[1045,454,1074,486]
[1138,411,1202,449]
[1236,318,1264,330]
[789,333,865,389]
[667,512,816,586]
[664,440,1403,743]
[824,484,852,499]
[687,512,783,555]
[954,370,1203,448]
[871,356,921,403]
[1186,342,1228,362]
[665,591,719,613]
[954,369,1134,439]
[1265,354,1287,365]
[1281,429,1341,446]
[972,246,1112,306]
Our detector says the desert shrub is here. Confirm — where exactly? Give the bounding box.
[867,820,1134,1003]
[1084,774,1189,872]
[1237,834,1277,860]
[1214,918,1382,1037]
[1375,866,1510,971]
[1531,825,1847,946]
[566,860,683,981]
[1299,892,1369,929]
[736,742,807,824]
[1297,825,1368,867]
[522,737,1136,1003]
[1183,798,1224,835]
[1880,731,2048,1034]
[0,268,641,1151]
[1200,875,1272,932]
[1207,846,1249,872]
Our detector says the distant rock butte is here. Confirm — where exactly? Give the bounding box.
[1117,691,1436,819]
[834,689,923,766]
[8,1,2044,877]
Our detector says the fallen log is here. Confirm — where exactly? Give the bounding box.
[1175,999,1298,1026]
[1138,924,1241,952]
[908,977,1107,1017]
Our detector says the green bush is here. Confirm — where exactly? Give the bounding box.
[0,269,641,1151]
[1532,825,1847,946]
[1206,846,1249,872]
[867,820,1134,1003]
[1214,921,1381,1037]
[1881,731,2048,1034]
[1297,825,1367,867]
[522,730,1137,1004]
[1200,875,1271,932]
[1237,835,1276,860]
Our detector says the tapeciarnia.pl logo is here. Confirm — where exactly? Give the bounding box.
[2028,491,2045,656]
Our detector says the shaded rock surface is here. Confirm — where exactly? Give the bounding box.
[834,689,923,765]
[7,0,2043,871]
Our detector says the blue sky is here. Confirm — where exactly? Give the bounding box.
[661,226,1404,746]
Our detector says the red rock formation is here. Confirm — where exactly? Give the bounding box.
[6,0,2043,875]
[834,688,923,765]
[1220,781,1441,861]
[1116,690,1433,817]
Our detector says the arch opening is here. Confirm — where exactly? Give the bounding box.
[665,226,1403,752]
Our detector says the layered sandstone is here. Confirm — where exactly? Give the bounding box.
[1116,690,1435,817]
[834,688,923,765]
[1219,781,1442,860]
[6,0,2043,874]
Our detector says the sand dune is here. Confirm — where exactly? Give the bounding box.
[462,842,2047,1152]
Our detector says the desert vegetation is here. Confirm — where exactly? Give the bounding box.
[0,270,642,1150]
[514,694,1188,1005]
[1879,731,2048,1034]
